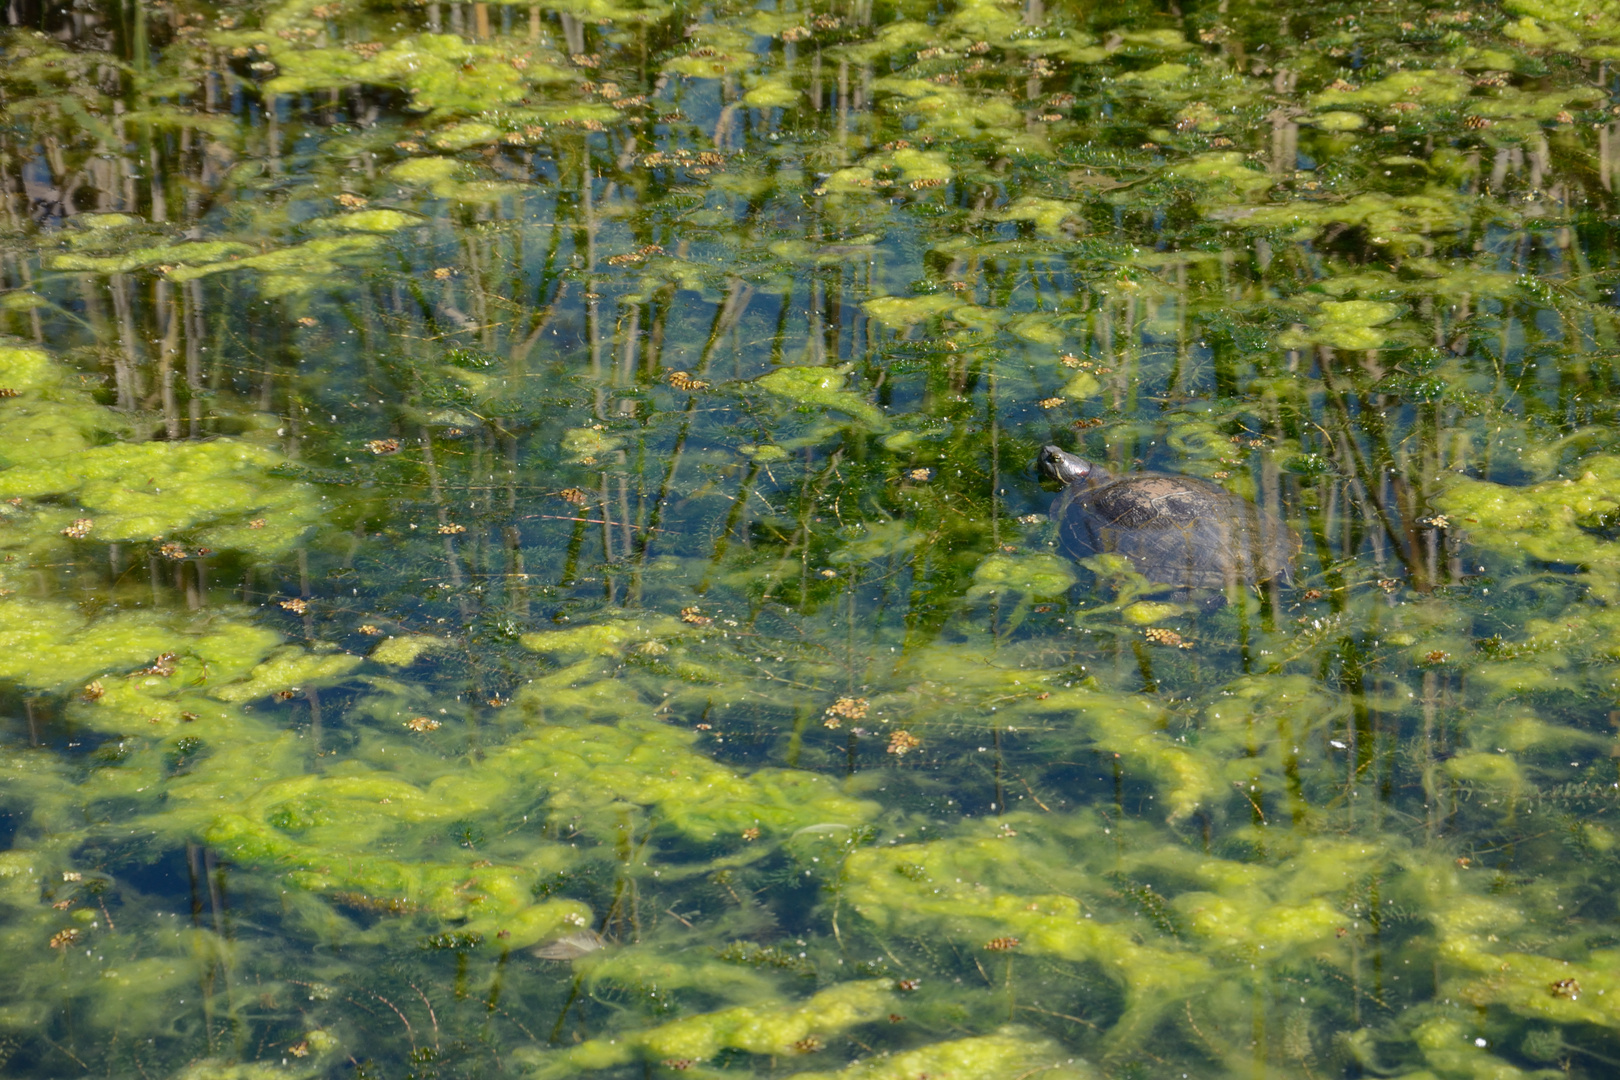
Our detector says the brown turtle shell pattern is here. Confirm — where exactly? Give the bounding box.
[1053,473,1297,589]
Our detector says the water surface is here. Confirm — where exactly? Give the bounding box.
[2,0,1619,1076]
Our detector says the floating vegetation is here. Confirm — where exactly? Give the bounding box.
[4,0,1620,1075]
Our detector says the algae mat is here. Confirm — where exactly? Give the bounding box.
[3,0,1620,1075]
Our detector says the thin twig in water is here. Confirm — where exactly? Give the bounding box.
[408,982,440,1048]
[1012,1065,1075,1080]
[1016,775,1053,812]
[357,990,416,1049]
[490,1003,540,1042]
[1018,1004,1098,1029]
[37,1033,88,1071]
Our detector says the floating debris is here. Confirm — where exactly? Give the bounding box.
[666,370,709,391]
[825,697,869,729]
[532,929,606,960]
[887,730,921,755]
[1143,628,1193,649]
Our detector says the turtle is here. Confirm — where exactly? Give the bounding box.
[1036,445,1298,590]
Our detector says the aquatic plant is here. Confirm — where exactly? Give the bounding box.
[4,0,1620,1075]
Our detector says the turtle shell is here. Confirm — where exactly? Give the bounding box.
[1053,472,1297,589]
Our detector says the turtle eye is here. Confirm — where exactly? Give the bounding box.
[1039,446,1084,482]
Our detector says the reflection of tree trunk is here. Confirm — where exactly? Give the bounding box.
[1317,348,1421,587]
[510,282,564,366]
[89,151,117,211]
[41,135,80,217]
[132,0,149,71]
[580,157,605,417]
[630,399,691,603]
[1258,447,1283,624]
[462,234,492,346]
[109,273,141,412]
[114,105,136,210]
[257,348,276,411]
[186,279,205,436]
[824,266,842,365]
[509,213,564,365]
[1602,123,1620,192]
[838,59,849,154]
[1269,118,1297,177]
[1170,261,1188,400]
[598,470,614,598]
[558,11,584,55]
[1304,478,1346,604]
[1095,298,1113,407]
[618,470,632,565]
[305,687,322,759]
[158,279,181,438]
[502,434,528,617]
[419,426,471,617]
[642,285,672,375]
[1489,147,1511,193]
[182,128,201,220]
[1117,294,1138,420]
[617,304,639,386]
[696,461,757,595]
[807,275,824,365]
[186,557,203,609]
[266,93,280,175]
[0,132,18,226]
[149,144,167,223]
[15,257,41,342]
[696,278,753,375]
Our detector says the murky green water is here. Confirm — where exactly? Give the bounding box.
[4,0,1620,1076]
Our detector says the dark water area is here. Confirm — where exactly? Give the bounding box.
[2,0,1620,1075]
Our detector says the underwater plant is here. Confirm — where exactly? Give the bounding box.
[4,0,1620,1075]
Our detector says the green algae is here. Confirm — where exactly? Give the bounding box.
[754,366,889,431]
[786,1032,1095,1080]
[0,440,320,552]
[367,634,454,666]
[209,647,364,702]
[520,980,895,1075]
[3,0,1620,1076]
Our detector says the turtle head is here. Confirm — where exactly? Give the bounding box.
[1037,445,1100,486]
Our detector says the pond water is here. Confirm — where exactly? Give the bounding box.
[3,0,1620,1076]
